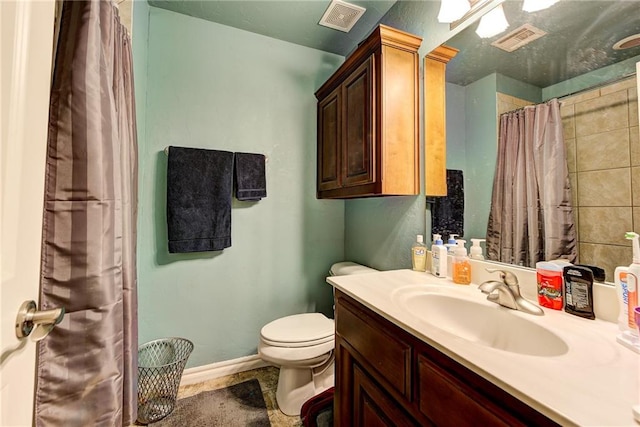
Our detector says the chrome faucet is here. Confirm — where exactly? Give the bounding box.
[478,268,544,316]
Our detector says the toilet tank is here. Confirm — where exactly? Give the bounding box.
[329,262,378,276]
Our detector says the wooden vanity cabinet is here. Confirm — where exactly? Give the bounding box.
[334,291,559,427]
[315,25,421,199]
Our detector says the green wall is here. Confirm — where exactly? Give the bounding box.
[463,74,498,241]
[497,74,542,103]
[445,83,467,172]
[135,7,344,368]
[543,55,640,100]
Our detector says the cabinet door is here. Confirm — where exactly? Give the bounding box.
[418,355,513,427]
[318,86,341,191]
[342,56,374,187]
[353,364,418,427]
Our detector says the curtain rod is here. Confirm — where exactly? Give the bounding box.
[557,72,637,101]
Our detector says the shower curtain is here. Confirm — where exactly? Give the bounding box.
[35,1,138,425]
[486,98,577,267]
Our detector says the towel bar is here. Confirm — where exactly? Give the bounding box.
[163,147,268,162]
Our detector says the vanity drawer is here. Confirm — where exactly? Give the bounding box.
[336,295,412,399]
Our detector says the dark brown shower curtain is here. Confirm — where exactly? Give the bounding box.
[486,98,577,267]
[35,1,138,425]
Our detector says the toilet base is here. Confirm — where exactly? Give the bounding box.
[275,359,335,416]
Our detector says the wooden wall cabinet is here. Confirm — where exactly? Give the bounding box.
[315,25,421,199]
[334,290,559,427]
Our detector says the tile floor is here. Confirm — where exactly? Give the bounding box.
[175,366,302,427]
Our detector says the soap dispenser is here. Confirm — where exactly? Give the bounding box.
[469,239,486,260]
[445,234,458,254]
[452,239,471,285]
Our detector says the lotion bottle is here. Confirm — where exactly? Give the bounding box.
[411,235,427,272]
[445,234,458,254]
[452,239,471,285]
[431,234,447,278]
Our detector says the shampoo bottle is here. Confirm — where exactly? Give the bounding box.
[431,234,447,278]
[469,239,486,260]
[452,240,471,285]
[411,235,427,272]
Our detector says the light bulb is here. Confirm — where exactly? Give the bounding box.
[475,4,509,38]
[522,0,559,13]
[437,0,471,24]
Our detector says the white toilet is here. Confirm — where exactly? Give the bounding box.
[258,262,377,416]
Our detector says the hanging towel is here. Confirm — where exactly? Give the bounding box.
[430,169,464,238]
[234,152,267,201]
[166,146,234,253]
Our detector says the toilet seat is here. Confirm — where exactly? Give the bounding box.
[258,339,334,366]
[260,313,334,348]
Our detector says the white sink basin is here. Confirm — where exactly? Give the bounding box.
[392,286,568,357]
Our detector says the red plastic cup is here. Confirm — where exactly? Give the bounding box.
[634,306,640,335]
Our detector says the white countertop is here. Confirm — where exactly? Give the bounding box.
[327,269,640,427]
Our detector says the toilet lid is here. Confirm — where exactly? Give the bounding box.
[261,313,334,347]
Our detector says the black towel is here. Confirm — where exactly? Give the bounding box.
[166,147,234,253]
[234,152,266,201]
[430,169,464,238]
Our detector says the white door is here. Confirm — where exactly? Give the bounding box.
[1,0,55,425]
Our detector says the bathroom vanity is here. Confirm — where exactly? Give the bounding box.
[328,269,639,426]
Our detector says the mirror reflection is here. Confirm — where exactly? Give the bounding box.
[440,0,640,281]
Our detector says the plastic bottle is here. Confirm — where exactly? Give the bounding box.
[615,266,631,332]
[452,239,471,285]
[411,235,427,272]
[469,239,486,260]
[445,234,458,254]
[563,265,595,320]
[536,261,563,310]
[431,234,447,278]
[625,232,640,335]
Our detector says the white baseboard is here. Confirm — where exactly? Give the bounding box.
[180,354,272,387]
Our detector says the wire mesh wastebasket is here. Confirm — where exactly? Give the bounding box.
[137,337,194,424]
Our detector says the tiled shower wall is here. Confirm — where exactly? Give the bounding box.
[497,93,533,115]
[561,77,639,281]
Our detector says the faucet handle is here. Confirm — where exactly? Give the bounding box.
[485,268,519,286]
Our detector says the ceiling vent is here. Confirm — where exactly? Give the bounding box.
[491,24,547,52]
[319,0,366,33]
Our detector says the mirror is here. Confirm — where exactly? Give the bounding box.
[441,0,640,281]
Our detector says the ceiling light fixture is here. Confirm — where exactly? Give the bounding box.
[438,0,471,24]
[522,0,559,13]
[475,4,509,38]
